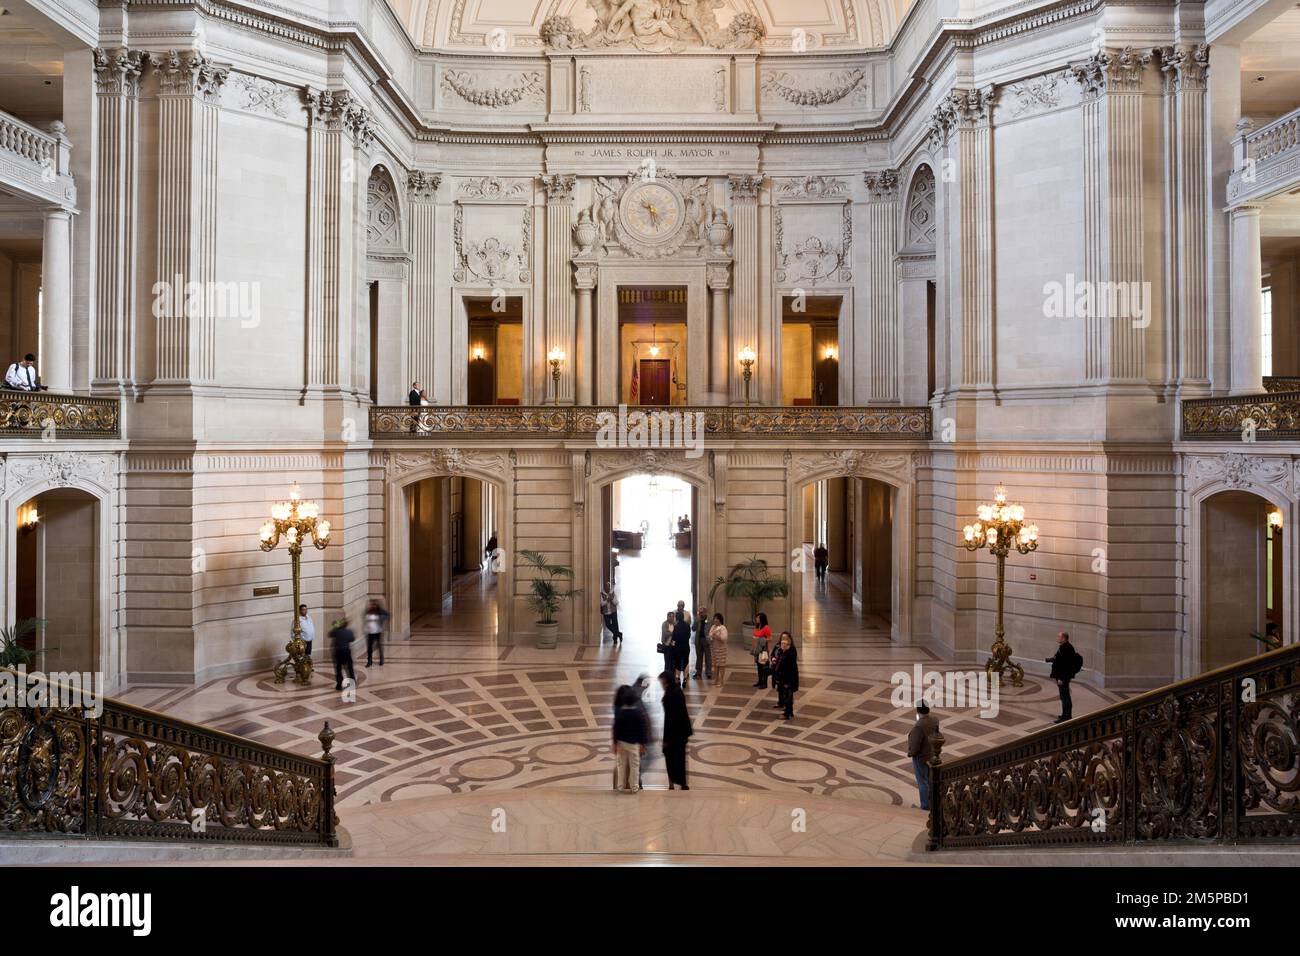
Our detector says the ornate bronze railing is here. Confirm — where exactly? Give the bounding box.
[1263,377,1300,394]
[928,641,1300,850]
[1180,391,1300,440]
[1,672,338,846]
[371,404,932,439]
[0,393,120,438]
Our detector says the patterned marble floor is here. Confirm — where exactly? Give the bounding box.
[118,562,1123,818]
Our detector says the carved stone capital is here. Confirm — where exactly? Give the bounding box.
[1159,44,1210,94]
[573,262,598,290]
[303,87,352,129]
[92,47,147,97]
[408,170,442,202]
[863,168,899,201]
[1069,46,1154,98]
[541,174,577,202]
[728,174,762,200]
[156,49,228,100]
[706,262,731,291]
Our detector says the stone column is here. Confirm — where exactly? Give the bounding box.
[932,88,997,389]
[573,260,597,405]
[40,208,72,392]
[728,175,761,403]
[863,169,899,402]
[407,171,441,400]
[1230,204,1264,393]
[302,88,370,399]
[707,260,731,402]
[91,47,145,392]
[154,50,227,384]
[1070,48,1154,382]
[542,174,576,404]
[1161,44,1211,388]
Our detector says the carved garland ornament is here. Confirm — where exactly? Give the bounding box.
[762,69,866,107]
[441,70,545,108]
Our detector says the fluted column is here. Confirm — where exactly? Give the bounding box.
[154,50,227,384]
[933,88,996,388]
[407,171,441,400]
[302,88,370,396]
[91,47,145,392]
[542,174,576,404]
[1230,204,1264,393]
[573,262,596,405]
[1162,44,1211,388]
[707,261,731,402]
[728,174,761,403]
[40,208,72,392]
[863,170,899,402]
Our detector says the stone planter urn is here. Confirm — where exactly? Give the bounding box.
[536,621,560,649]
[573,210,597,254]
[707,210,731,255]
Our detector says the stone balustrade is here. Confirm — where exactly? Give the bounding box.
[1229,105,1300,206]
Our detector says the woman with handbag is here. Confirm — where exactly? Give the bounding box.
[709,613,729,689]
[751,611,772,688]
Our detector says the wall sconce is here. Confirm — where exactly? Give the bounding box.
[547,346,566,405]
[738,346,756,405]
[19,504,39,533]
[824,344,838,361]
[1269,509,1284,532]
[472,345,486,362]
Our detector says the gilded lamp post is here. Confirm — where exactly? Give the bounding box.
[547,346,565,405]
[961,484,1039,687]
[738,346,756,405]
[259,482,331,684]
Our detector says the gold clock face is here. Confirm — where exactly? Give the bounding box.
[622,182,683,243]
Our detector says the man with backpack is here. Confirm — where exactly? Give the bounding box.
[1046,630,1083,724]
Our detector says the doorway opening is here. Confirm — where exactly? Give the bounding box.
[781,295,841,406]
[619,286,688,406]
[797,475,893,641]
[406,474,501,635]
[602,474,696,644]
[465,295,523,405]
[1202,490,1282,670]
[13,489,98,672]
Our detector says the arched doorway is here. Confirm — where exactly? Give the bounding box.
[385,462,512,643]
[1201,489,1284,670]
[10,488,100,673]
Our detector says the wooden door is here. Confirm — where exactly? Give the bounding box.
[639,359,671,406]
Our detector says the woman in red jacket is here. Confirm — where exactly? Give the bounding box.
[751,611,772,689]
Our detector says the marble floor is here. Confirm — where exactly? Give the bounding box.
[116,558,1121,860]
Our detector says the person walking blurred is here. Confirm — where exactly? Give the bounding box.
[659,671,693,790]
[364,598,388,667]
[329,617,356,691]
[614,688,648,792]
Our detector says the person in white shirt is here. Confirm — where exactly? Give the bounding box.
[364,598,389,667]
[293,603,316,658]
[5,354,44,391]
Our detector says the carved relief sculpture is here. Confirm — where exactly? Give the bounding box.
[540,1,764,52]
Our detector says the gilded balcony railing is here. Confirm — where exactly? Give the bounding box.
[370,404,932,439]
[0,393,120,438]
[927,641,1300,850]
[1180,391,1300,440]
[1262,376,1300,394]
[1,672,338,847]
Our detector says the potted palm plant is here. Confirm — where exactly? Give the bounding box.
[0,618,48,668]
[519,550,582,649]
[709,556,790,639]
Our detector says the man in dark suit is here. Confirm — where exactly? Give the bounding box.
[906,700,941,811]
[1046,630,1083,723]
[408,381,422,405]
[658,671,693,790]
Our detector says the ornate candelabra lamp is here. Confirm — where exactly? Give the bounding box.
[547,346,565,405]
[738,346,756,405]
[259,481,331,684]
[961,483,1039,687]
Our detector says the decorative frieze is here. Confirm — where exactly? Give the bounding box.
[538,3,763,51]
[773,176,850,201]
[761,68,868,108]
[457,177,528,201]
[4,451,118,496]
[1004,72,1064,117]
[384,449,512,482]
[228,74,292,118]
[441,69,545,109]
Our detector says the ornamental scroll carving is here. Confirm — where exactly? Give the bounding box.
[774,206,853,285]
[4,452,117,496]
[453,205,531,285]
[384,449,511,482]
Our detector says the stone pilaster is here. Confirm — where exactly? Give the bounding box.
[707,260,731,401]
[1160,44,1211,389]
[154,50,227,385]
[728,174,761,403]
[863,169,899,402]
[933,87,996,388]
[91,47,146,393]
[1069,47,1154,382]
[573,259,597,405]
[407,170,441,401]
[302,87,371,398]
[542,174,576,404]
[1229,203,1263,392]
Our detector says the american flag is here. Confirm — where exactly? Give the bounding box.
[629,360,639,404]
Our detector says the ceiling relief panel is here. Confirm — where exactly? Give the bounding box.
[436,64,547,113]
[399,0,905,51]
